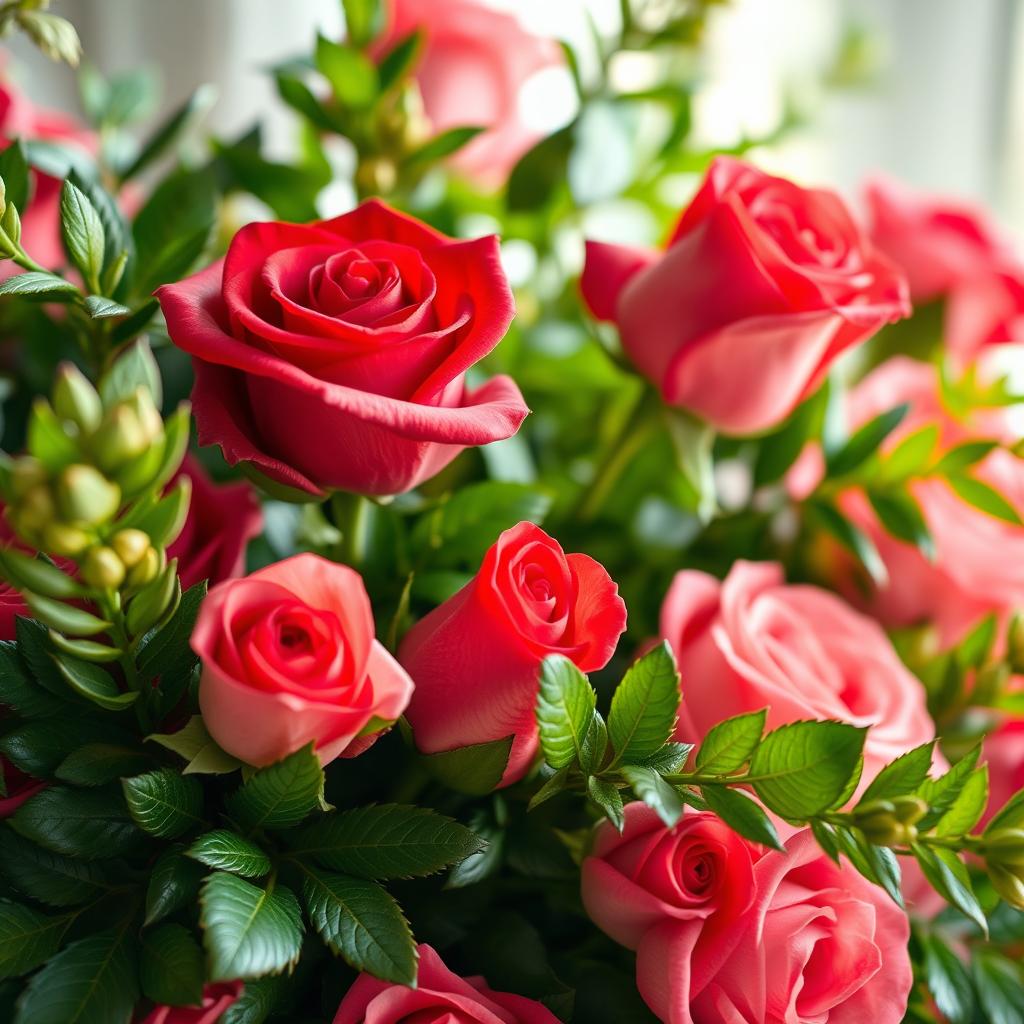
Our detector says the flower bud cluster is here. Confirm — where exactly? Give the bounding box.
[982,828,1024,909]
[853,795,928,847]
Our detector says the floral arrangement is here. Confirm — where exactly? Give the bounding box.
[0,2,1023,1022]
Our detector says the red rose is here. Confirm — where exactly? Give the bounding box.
[0,759,45,818]
[660,561,934,785]
[865,177,1024,364]
[191,553,414,766]
[138,981,242,1024]
[400,522,626,786]
[583,805,912,1024]
[157,199,528,497]
[169,457,262,591]
[377,0,564,187]
[333,944,560,1024]
[582,157,909,434]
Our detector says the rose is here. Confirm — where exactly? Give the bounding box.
[583,804,912,1024]
[791,357,1024,649]
[333,943,560,1024]
[139,982,242,1024]
[400,522,626,786]
[170,457,263,591]
[190,552,414,766]
[0,760,45,818]
[983,721,1024,826]
[0,80,94,273]
[157,199,528,497]
[377,0,563,187]
[660,560,934,782]
[0,575,26,641]
[865,177,1024,362]
[581,156,908,435]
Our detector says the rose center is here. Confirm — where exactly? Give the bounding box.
[680,850,715,896]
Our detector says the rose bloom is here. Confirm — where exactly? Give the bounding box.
[865,176,1024,363]
[792,356,1024,649]
[170,457,262,591]
[191,553,414,766]
[334,943,560,1024]
[581,157,908,435]
[138,982,242,1024]
[582,804,912,1024]
[400,522,626,786]
[157,199,528,497]
[660,561,934,782]
[982,720,1024,827]
[0,80,93,272]
[0,760,45,818]
[377,0,563,186]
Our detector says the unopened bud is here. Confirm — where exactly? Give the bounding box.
[989,864,1024,909]
[891,795,928,826]
[10,457,48,499]
[42,521,91,557]
[92,405,148,471]
[81,545,125,589]
[126,545,160,589]
[1009,613,1024,675]
[355,156,398,196]
[853,800,917,846]
[19,483,57,530]
[0,201,20,249]
[55,465,120,525]
[111,528,150,569]
[122,387,164,445]
[53,363,102,434]
[983,828,1024,868]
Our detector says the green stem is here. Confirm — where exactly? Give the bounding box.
[332,491,373,569]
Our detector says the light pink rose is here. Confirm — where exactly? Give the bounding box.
[660,561,935,783]
[378,0,563,186]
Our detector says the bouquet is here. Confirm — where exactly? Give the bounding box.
[0,1,1023,1021]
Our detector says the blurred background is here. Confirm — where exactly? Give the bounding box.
[4,0,1022,227]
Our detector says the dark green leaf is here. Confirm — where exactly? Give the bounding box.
[145,846,205,926]
[187,831,272,879]
[934,440,999,475]
[122,768,203,839]
[0,900,69,980]
[404,126,485,168]
[225,744,323,831]
[377,31,422,92]
[0,640,66,717]
[621,766,684,827]
[868,489,934,559]
[920,746,981,830]
[507,126,573,212]
[139,923,204,1008]
[696,709,766,774]
[935,766,988,838]
[83,295,130,318]
[922,932,976,1024]
[753,385,829,488]
[700,786,783,850]
[55,655,138,711]
[971,950,1024,1024]
[59,179,105,287]
[0,829,113,907]
[0,139,29,211]
[607,641,680,766]
[640,742,693,774]
[587,776,624,832]
[825,403,908,478]
[912,844,987,934]
[806,500,888,587]
[55,743,152,786]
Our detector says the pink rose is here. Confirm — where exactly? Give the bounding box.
[0,80,93,272]
[583,804,912,1024]
[865,177,1024,363]
[400,522,627,786]
[660,561,934,783]
[139,981,243,1024]
[333,943,560,1023]
[982,720,1024,827]
[169,457,263,592]
[581,157,908,434]
[191,553,414,766]
[378,0,563,186]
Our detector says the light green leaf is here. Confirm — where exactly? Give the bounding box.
[859,742,935,804]
[536,655,597,770]
[622,765,684,827]
[607,641,680,766]
[696,709,766,774]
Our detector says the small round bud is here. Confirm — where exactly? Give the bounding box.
[122,387,164,444]
[355,156,398,197]
[989,864,1024,910]
[0,201,21,249]
[891,795,928,827]
[81,545,126,589]
[852,801,915,846]
[126,546,160,589]
[111,528,150,569]
[10,457,49,499]
[55,465,121,525]
[41,521,91,557]
[983,828,1024,868]
[92,406,149,471]
[19,483,57,530]
[53,363,102,434]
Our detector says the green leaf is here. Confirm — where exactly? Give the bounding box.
[55,743,152,786]
[299,864,416,985]
[200,872,303,981]
[98,336,161,407]
[607,641,680,766]
[404,126,485,168]
[83,295,130,319]
[507,126,573,212]
[342,0,383,46]
[806,500,888,587]
[148,716,242,777]
[23,594,111,638]
[913,844,987,934]
[587,776,625,832]
[287,804,484,879]
[878,423,938,482]
[0,830,113,907]
[225,744,323,831]
[700,786,783,850]
[526,766,572,811]
[138,582,206,680]
[748,721,866,820]
[274,73,343,133]
[315,36,378,108]
[11,785,143,860]
[27,398,79,471]
[859,742,935,804]
[971,950,1024,1024]
[14,931,138,1024]
[947,474,1022,525]
[920,746,982,830]
[957,613,999,671]
[145,846,205,927]
[59,179,105,288]
[753,385,829,488]
[139,923,204,1008]
[377,30,422,92]
[536,655,597,770]
[0,271,79,300]
[0,900,69,980]
[220,976,288,1024]
[935,766,988,838]
[987,786,1024,835]
[825,403,909,478]
[0,138,30,211]
[49,633,122,664]
[0,640,66,717]
[696,709,766,774]
[187,831,272,879]
[67,170,131,285]
[922,932,976,1024]
[55,655,138,711]
[868,489,934,559]
[640,742,694,774]
[621,766,684,827]
[122,768,204,839]
[934,440,1000,475]
[666,409,717,524]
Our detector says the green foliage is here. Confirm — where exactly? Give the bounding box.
[536,656,598,770]
[224,745,324,831]
[607,642,680,766]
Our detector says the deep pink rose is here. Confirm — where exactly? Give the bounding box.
[660,561,934,783]
[983,720,1024,827]
[865,177,1024,363]
[170,457,262,591]
[0,80,93,273]
[138,981,243,1024]
[334,944,560,1024]
[400,522,627,786]
[581,157,908,434]
[0,576,26,641]
[191,553,414,766]
[378,0,563,186]
[157,199,528,497]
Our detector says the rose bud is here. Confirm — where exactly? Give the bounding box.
[157,199,529,498]
[333,944,560,1024]
[399,522,626,787]
[582,156,909,435]
[190,553,414,766]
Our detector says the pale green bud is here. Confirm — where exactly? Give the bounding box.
[983,828,1024,868]
[111,528,150,569]
[18,483,57,530]
[989,864,1024,910]
[41,521,91,557]
[92,405,149,471]
[10,457,49,499]
[126,545,160,589]
[891,795,928,827]
[81,545,126,589]
[53,362,102,434]
[55,465,121,525]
